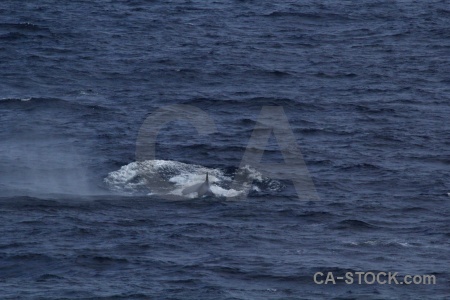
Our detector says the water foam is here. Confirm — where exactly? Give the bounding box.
[104,159,283,198]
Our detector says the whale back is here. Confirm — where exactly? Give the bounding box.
[182,173,214,197]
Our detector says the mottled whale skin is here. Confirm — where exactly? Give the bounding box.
[182,173,215,197]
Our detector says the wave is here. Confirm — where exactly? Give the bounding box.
[334,219,378,230]
[0,32,27,41]
[265,11,351,21]
[338,163,383,171]
[0,22,47,32]
[0,22,51,41]
[0,97,108,112]
[75,254,129,266]
[104,159,283,199]
[344,239,413,248]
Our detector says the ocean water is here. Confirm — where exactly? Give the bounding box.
[1,0,449,299]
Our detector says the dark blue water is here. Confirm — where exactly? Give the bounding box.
[1,0,449,299]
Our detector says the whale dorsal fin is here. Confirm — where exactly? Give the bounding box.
[182,172,215,197]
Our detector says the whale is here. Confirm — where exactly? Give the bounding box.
[182,173,215,197]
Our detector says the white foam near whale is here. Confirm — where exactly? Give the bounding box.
[104,159,281,198]
[104,160,236,197]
